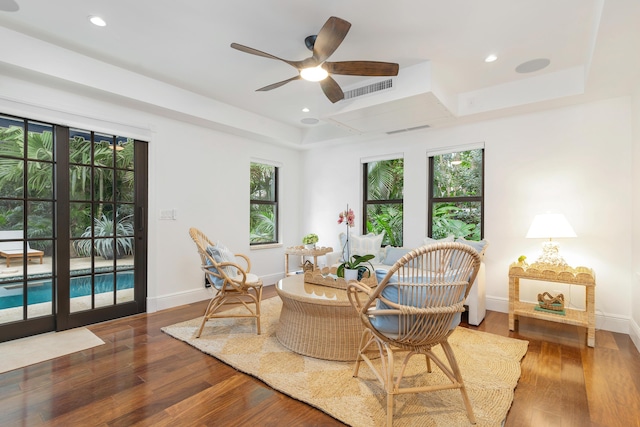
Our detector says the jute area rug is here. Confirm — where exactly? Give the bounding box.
[0,327,105,374]
[162,298,528,427]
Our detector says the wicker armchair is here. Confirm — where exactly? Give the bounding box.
[347,242,481,426]
[189,228,263,337]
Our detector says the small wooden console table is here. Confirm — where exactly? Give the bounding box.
[508,263,596,347]
[284,246,333,276]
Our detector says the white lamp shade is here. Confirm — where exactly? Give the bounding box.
[526,213,577,239]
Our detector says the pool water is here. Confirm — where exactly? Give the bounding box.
[0,272,134,309]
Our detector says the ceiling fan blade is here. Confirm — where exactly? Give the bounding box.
[319,76,344,103]
[256,75,301,92]
[323,61,399,76]
[312,16,351,63]
[231,43,305,69]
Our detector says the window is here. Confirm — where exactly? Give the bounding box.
[363,158,404,246]
[249,162,278,245]
[428,148,484,240]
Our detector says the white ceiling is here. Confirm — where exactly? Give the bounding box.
[0,0,639,146]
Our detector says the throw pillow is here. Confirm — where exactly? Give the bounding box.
[381,246,413,266]
[207,242,238,280]
[340,232,386,263]
[422,235,455,272]
[455,236,489,259]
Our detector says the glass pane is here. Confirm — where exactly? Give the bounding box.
[94,272,115,308]
[26,161,53,199]
[26,122,53,161]
[116,170,134,202]
[0,158,24,198]
[116,138,134,170]
[0,281,24,323]
[71,238,92,277]
[70,165,92,201]
[26,238,52,277]
[0,200,23,228]
[116,271,134,303]
[249,163,275,201]
[432,201,482,240]
[27,201,53,239]
[94,168,113,201]
[249,203,276,243]
[366,203,403,247]
[432,149,483,198]
[0,116,24,159]
[94,237,118,261]
[366,159,404,200]
[70,202,92,238]
[69,129,91,165]
[93,133,114,167]
[70,275,92,313]
[27,277,54,318]
[116,247,134,271]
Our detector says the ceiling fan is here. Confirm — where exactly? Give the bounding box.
[230,16,399,103]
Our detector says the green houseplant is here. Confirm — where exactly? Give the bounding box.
[337,254,375,280]
[302,233,319,246]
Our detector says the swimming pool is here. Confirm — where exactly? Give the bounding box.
[0,271,134,309]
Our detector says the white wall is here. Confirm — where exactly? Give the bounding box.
[302,96,634,334]
[0,74,302,312]
[631,85,640,350]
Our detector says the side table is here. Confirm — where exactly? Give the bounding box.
[508,263,596,347]
[284,246,333,276]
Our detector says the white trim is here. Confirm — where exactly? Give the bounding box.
[360,152,404,164]
[250,157,283,167]
[0,94,154,141]
[630,317,640,353]
[427,142,485,157]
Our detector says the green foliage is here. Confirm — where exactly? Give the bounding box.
[365,159,404,246]
[337,254,375,278]
[74,214,134,259]
[249,204,276,243]
[302,233,318,244]
[250,163,277,243]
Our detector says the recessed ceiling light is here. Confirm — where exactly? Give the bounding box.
[89,15,107,27]
[301,118,319,125]
[302,107,310,113]
[484,54,498,63]
[515,58,550,74]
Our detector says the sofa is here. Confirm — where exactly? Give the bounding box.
[326,232,488,326]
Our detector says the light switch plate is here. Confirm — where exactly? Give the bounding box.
[159,209,176,220]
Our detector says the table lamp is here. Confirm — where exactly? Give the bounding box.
[526,213,576,266]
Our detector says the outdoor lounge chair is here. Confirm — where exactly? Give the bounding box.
[0,230,44,267]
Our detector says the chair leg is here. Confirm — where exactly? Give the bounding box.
[441,341,476,424]
[254,286,263,335]
[384,344,396,427]
[196,295,224,338]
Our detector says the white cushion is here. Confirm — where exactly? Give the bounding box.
[341,232,385,263]
[423,235,454,245]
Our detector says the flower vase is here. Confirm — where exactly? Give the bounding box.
[343,268,359,282]
[304,243,316,250]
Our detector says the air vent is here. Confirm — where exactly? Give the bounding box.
[344,79,393,100]
[386,124,431,135]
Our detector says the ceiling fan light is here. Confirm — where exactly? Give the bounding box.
[300,66,328,82]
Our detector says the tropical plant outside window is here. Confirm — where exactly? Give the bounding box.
[363,158,403,246]
[0,120,136,259]
[428,148,484,240]
[250,162,278,244]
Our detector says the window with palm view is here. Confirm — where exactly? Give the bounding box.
[249,162,278,245]
[363,158,404,246]
[428,148,484,240]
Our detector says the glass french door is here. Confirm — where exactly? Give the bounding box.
[0,114,147,342]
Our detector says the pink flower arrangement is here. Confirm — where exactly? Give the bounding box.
[337,208,355,228]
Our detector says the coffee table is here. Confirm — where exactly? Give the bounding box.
[275,274,364,361]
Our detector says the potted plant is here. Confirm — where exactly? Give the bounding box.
[337,254,375,281]
[302,233,319,249]
[74,213,134,260]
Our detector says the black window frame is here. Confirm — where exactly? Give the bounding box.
[249,162,279,246]
[427,148,485,239]
[362,158,404,247]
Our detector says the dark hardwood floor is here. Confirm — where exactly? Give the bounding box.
[1,285,639,426]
